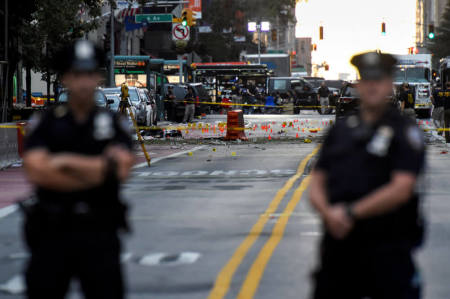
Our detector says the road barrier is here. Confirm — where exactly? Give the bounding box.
[224,110,247,141]
[0,123,24,169]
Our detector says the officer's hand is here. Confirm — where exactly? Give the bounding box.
[324,204,354,239]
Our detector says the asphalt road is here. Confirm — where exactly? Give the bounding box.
[0,114,450,298]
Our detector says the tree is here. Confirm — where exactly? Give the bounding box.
[428,0,450,59]
[2,0,111,118]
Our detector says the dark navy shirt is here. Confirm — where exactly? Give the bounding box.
[316,108,425,246]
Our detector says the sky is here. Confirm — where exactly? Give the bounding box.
[295,0,417,79]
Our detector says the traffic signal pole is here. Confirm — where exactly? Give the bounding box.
[109,5,115,87]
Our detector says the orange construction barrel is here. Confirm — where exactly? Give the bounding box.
[224,110,247,141]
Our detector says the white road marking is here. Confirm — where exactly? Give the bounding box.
[139,252,201,266]
[0,275,25,295]
[135,169,296,178]
[133,146,206,169]
[300,231,322,237]
[0,205,18,220]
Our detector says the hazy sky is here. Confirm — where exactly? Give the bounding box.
[295,0,416,79]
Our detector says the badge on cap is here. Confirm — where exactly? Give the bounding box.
[75,40,94,60]
[363,52,380,66]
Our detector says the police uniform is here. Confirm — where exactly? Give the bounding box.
[399,85,416,121]
[22,41,132,299]
[440,86,450,142]
[312,52,425,299]
[432,87,444,132]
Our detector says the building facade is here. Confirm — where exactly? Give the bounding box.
[416,0,448,52]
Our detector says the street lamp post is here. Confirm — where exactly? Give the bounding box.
[248,21,270,65]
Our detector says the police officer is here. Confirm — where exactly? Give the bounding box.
[309,51,425,299]
[399,82,416,121]
[432,84,445,135]
[441,82,450,142]
[22,40,135,299]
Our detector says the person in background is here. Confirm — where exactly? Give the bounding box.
[442,82,450,143]
[165,86,176,122]
[183,86,196,123]
[432,84,445,135]
[310,51,425,299]
[317,81,331,114]
[399,82,416,121]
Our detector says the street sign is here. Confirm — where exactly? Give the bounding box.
[135,14,173,23]
[172,24,190,41]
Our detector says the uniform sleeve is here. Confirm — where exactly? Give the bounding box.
[315,125,336,171]
[24,112,50,152]
[390,124,425,175]
[113,114,133,151]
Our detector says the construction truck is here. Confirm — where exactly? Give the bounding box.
[393,54,433,118]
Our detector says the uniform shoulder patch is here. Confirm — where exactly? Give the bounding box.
[406,125,424,151]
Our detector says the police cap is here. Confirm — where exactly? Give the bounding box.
[55,40,106,74]
[351,51,397,80]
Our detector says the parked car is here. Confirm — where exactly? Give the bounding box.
[188,83,214,116]
[336,83,360,117]
[102,87,150,125]
[105,94,121,112]
[303,76,325,92]
[267,77,317,114]
[324,80,347,109]
[163,84,189,122]
[57,89,113,108]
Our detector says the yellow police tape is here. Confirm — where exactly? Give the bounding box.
[0,124,26,135]
[165,100,335,109]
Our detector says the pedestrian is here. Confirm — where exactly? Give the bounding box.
[399,82,416,121]
[441,82,450,143]
[165,86,176,122]
[317,81,330,114]
[432,84,445,135]
[309,51,425,299]
[22,40,135,299]
[183,86,195,123]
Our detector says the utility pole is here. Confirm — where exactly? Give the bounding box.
[257,24,261,64]
[2,0,9,122]
[109,5,115,87]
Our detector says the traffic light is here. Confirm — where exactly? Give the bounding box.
[324,64,329,71]
[319,26,324,40]
[311,43,317,51]
[428,24,435,39]
[181,8,196,27]
[408,47,414,54]
[271,29,277,41]
[381,22,386,35]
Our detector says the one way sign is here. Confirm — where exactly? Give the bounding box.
[172,24,190,41]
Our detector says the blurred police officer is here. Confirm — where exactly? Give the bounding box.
[399,82,416,121]
[22,40,135,299]
[310,51,425,299]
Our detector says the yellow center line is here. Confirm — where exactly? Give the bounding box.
[236,174,314,299]
[207,146,319,299]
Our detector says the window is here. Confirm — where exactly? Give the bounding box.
[273,79,287,90]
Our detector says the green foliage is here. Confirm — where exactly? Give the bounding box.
[428,0,450,59]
